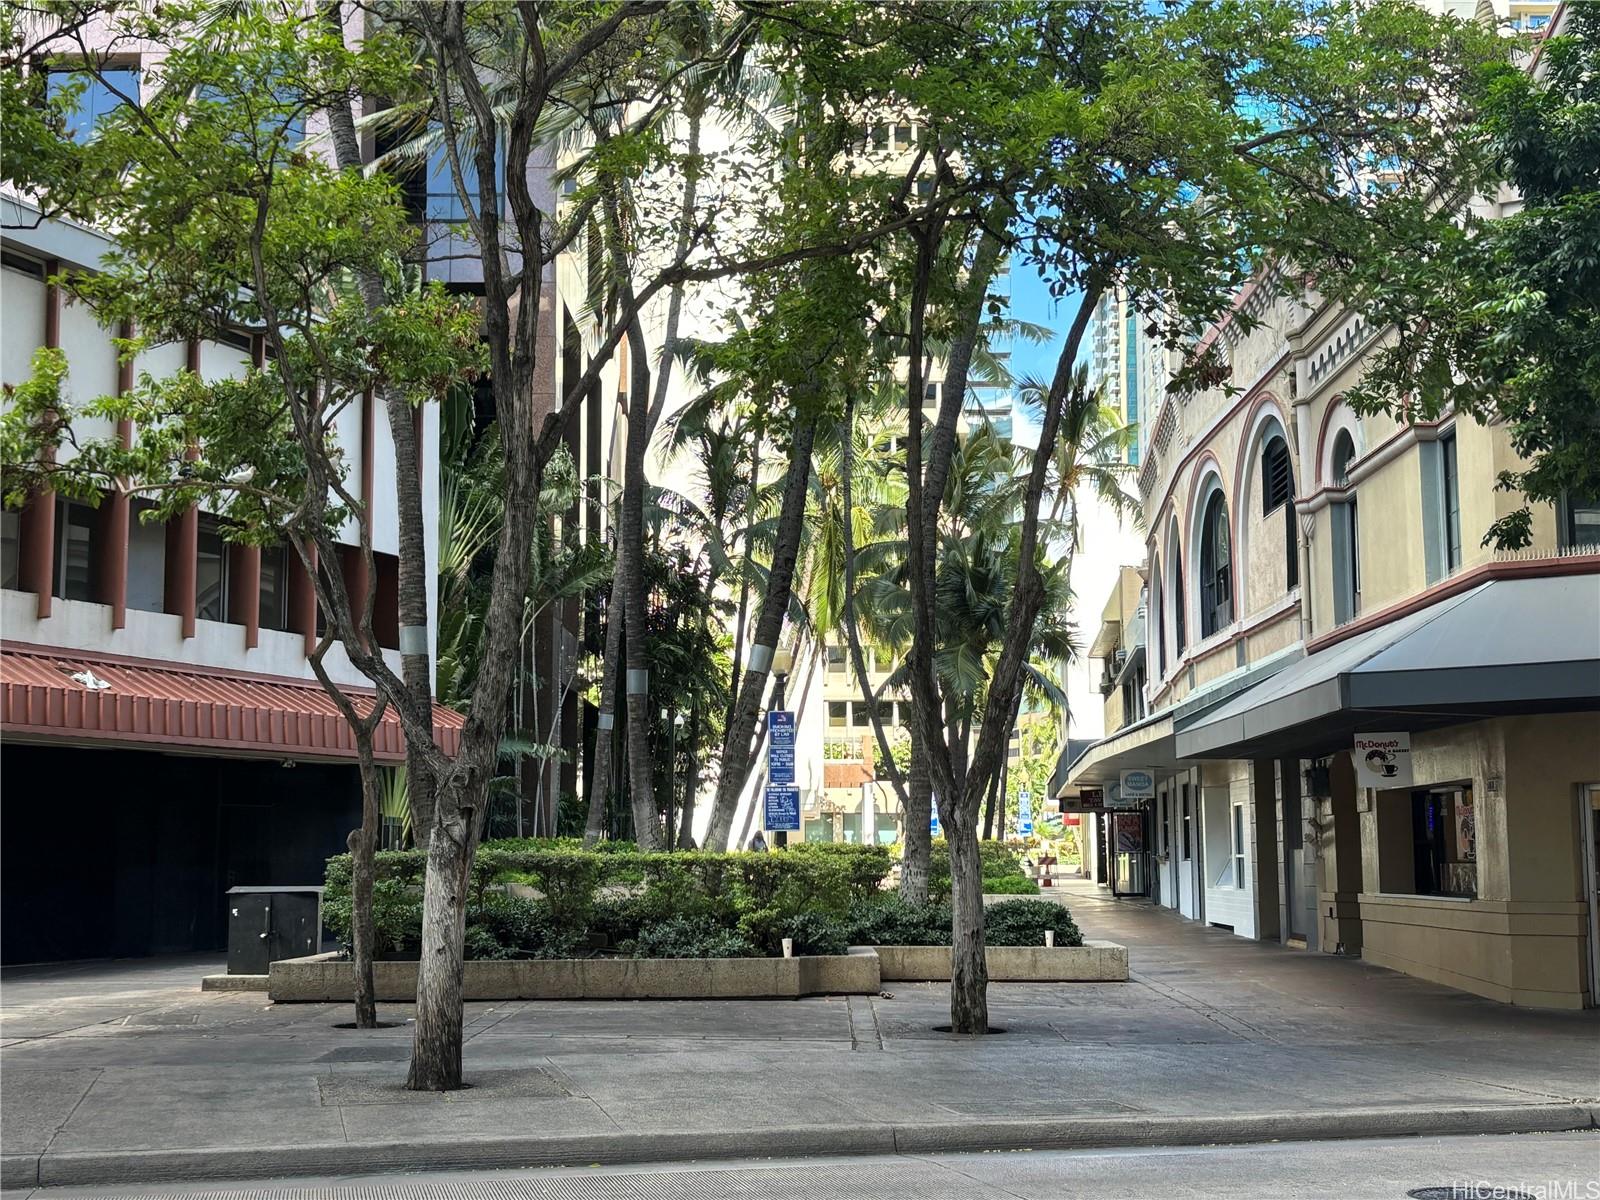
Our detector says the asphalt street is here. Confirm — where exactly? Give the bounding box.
[4,1133,1598,1200]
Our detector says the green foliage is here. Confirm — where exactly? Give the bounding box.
[463,896,584,961]
[981,874,1041,896]
[983,900,1083,948]
[1344,6,1600,547]
[624,916,758,960]
[844,896,953,947]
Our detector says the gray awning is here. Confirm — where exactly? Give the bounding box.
[1176,573,1600,760]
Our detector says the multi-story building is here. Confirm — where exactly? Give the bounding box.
[1062,7,1598,1006]
[1087,288,1170,467]
[0,27,622,961]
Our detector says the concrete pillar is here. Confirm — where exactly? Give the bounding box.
[165,340,202,639]
[291,543,319,658]
[230,544,261,648]
[23,260,63,619]
[1318,751,1364,956]
[1252,758,1281,942]
[105,330,136,631]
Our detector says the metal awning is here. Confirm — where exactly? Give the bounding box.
[1058,710,1179,791]
[1176,573,1600,761]
[1,643,465,763]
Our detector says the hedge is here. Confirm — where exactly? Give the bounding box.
[323,837,1078,960]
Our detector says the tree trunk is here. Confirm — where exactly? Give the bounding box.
[405,808,473,1090]
[347,745,383,1029]
[724,435,761,734]
[704,416,817,850]
[839,394,908,811]
[945,802,989,1034]
[899,718,932,903]
[320,56,438,849]
[619,313,661,851]
[981,763,1001,841]
[583,582,624,844]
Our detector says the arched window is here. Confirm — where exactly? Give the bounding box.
[1168,522,1187,657]
[1150,558,1164,678]
[1332,430,1360,620]
[1200,490,1233,637]
[1261,435,1298,590]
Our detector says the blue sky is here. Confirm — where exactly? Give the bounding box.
[1003,262,1085,448]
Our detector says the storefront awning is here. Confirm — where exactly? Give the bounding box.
[1,643,464,763]
[1058,711,1178,791]
[1176,573,1600,761]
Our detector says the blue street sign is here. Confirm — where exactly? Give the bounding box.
[764,785,801,832]
[930,808,941,838]
[1018,789,1033,836]
[768,710,795,785]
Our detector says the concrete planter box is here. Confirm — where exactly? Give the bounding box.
[266,941,1124,1002]
[268,946,881,1003]
[873,940,1127,982]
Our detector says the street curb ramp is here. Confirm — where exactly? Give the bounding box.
[3,1102,1596,1190]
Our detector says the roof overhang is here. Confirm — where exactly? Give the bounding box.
[1,643,464,764]
[1176,572,1600,761]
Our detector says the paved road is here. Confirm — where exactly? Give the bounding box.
[6,1133,1598,1199]
[3,880,1596,1190]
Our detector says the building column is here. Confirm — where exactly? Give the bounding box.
[1252,758,1282,942]
[102,330,137,631]
[22,260,63,619]
[230,544,261,649]
[165,340,202,639]
[1316,751,1365,956]
[291,543,318,658]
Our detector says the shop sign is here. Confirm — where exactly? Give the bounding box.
[1120,769,1156,801]
[1354,732,1412,788]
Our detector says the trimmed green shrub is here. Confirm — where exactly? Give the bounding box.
[983,899,1083,947]
[624,916,758,959]
[739,908,850,957]
[982,873,1041,896]
[844,895,952,946]
[464,896,584,960]
[322,877,423,959]
[924,839,1033,896]
[587,895,649,948]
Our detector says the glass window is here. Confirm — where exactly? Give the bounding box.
[871,124,888,150]
[1199,489,1232,637]
[127,500,165,613]
[826,643,846,671]
[196,516,229,622]
[924,381,940,403]
[827,700,847,729]
[424,135,502,222]
[1,508,19,590]
[1231,803,1247,889]
[1181,784,1192,861]
[47,65,139,142]
[1333,431,1360,616]
[893,122,912,149]
[1441,432,1461,572]
[1410,786,1476,898]
[260,544,291,631]
[1564,492,1600,549]
[52,499,96,602]
[852,702,870,728]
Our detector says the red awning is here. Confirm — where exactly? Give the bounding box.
[0,643,463,763]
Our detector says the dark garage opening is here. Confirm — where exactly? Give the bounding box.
[2,743,359,964]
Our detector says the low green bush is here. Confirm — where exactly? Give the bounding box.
[624,915,758,959]
[844,895,952,946]
[464,895,584,960]
[740,908,850,957]
[924,839,1033,896]
[982,873,1040,896]
[983,899,1083,947]
[322,877,423,959]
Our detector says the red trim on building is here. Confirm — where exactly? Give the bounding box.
[0,644,463,763]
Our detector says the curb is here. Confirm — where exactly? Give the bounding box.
[5,1103,1596,1190]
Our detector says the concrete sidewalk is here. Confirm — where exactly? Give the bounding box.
[4,881,1597,1190]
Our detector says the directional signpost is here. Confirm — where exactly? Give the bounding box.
[764,786,801,833]
[768,711,795,785]
[765,711,798,833]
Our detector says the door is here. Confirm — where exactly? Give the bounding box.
[1583,785,1600,1007]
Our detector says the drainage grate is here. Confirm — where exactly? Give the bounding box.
[1407,1187,1541,1200]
